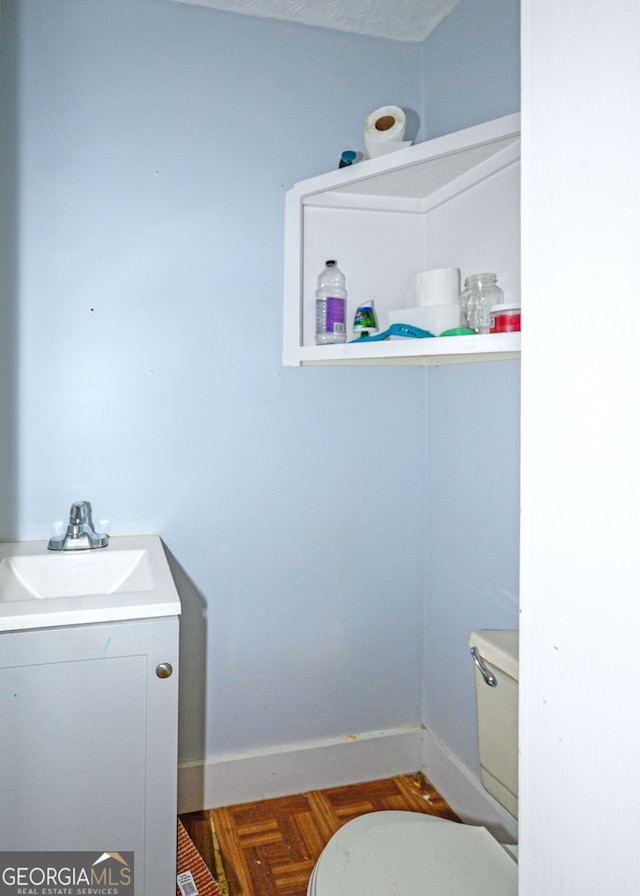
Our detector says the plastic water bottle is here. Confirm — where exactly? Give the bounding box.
[315,260,347,345]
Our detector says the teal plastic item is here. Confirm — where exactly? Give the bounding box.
[349,323,435,343]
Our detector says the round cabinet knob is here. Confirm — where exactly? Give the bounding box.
[155,662,173,679]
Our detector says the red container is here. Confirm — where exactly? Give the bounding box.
[490,303,521,333]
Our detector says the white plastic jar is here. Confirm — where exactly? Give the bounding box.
[490,302,521,333]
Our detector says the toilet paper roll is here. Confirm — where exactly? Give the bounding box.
[364,105,410,159]
[406,268,461,307]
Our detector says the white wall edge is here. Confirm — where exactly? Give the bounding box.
[178,726,424,813]
[420,724,518,843]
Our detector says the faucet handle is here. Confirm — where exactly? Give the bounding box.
[70,501,89,524]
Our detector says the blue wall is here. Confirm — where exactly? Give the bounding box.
[421,0,521,775]
[1,0,426,761]
[0,0,521,784]
[422,0,521,138]
[424,362,520,773]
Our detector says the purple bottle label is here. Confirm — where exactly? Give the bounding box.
[324,296,345,332]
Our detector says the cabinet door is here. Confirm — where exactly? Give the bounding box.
[1,654,147,848]
[0,616,179,896]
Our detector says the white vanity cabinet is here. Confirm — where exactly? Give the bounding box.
[283,113,521,366]
[0,614,179,896]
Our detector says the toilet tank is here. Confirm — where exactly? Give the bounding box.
[468,630,519,819]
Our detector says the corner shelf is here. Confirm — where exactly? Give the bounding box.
[283,113,521,367]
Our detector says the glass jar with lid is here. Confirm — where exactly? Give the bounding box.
[460,273,504,334]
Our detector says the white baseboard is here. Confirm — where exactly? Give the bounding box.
[419,725,518,843]
[178,724,517,847]
[178,726,423,814]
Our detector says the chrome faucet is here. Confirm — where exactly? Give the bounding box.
[48,501,109,551]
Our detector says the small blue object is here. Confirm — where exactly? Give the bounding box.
[349,323,435,342]
[339,150,357,168]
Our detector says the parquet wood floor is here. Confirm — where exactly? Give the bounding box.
[179,773,460,896]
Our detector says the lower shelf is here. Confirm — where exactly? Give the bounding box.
[287,332,521,367]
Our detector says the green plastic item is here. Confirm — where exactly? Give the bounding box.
[440,327,475,337]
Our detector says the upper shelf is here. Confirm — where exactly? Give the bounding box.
[283,113,521,367]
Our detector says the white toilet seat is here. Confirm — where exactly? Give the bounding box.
[308,811,517,896]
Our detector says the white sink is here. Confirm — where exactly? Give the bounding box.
[0,549,154,600]
[0,535,181,631]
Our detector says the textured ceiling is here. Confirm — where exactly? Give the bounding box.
[171,0,461,42]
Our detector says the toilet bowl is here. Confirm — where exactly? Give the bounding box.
[308,630,519,896]
[307,811,516,896]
